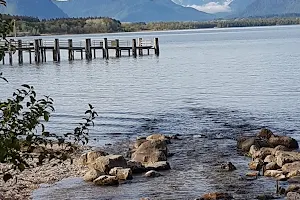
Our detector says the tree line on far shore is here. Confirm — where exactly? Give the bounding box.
[3,14,300,36]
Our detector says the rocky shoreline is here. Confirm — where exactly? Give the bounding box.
[3,130,300,200]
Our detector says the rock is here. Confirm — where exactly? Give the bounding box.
[221,162,237,171]
[144,161,171,171]
[90,155,127,173]
[127,160,147,173]
[257,128,274,139]
[268,135,298,149]
[286,192,300,200]
[93,175,119,186]
[198,192,233,200]
[249,145,260,156]
[133,138,147,149]
[237,137,269,152]
[131,140,168,164]
[264,155,276,163]
[265,162,280,170]
[145,170,162,178]
[140,198,151,200]
[78,151,108,166]
[246,171,259,178]
[286,184,300,193]
[288,176,300,184]
[249,159,263,170]
[276,151,300,167]
[252,147,274,160]
[146,134,167,141]
[264,170,284,177]
[83,169,105,182]
[288,170,300,178]
[274,145,289,152]
[282,162,300,173]
[109,167,133,180]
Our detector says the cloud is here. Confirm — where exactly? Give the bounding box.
[187,0,233,14]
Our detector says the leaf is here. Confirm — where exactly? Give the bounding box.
[44,112,49,122]
[88,104,93,109]
[21,84,30,89]
[3,173,12,182]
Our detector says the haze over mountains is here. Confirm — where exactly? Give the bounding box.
[1,0,300,21]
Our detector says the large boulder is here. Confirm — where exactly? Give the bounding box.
[146,134,167,142]
[144,161,171,171]
[237,137,269,152]
[257,128,274,139]
[276,151,300,167]
[249,145,259,156]
[288,170,300,178]
[133,138,147,149]
[268,135,298,149]
[249,159,263,171]
[127,160,147,174]
[287,192,300,200]
[131,140,168,164]
[282,162,300,173]
[286,184,300,193]
[197,192,233,200]
[252,147,274,160]
[109,167,133,180]
[264,155,276,163]
[265,162,280,170]
[93,175,119,186]
[90,155,127,173]
[78,151,108,166]
[83,169,105,182]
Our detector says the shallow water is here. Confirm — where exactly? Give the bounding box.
[1,25,300,199]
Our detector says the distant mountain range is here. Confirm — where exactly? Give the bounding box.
[1,0,300,22]
[0,0,67,19]
[54,0,212,22]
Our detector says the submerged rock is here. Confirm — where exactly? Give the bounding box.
[145,170,161,178]
[109,167,133,180]
[220,162,237,171]
[83,169,105,182]
[93,175,119,186]
[237,137,269,152]
[197,192,233,200]
[90,155,127,173]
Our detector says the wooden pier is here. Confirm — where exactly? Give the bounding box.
[0,37,160,65]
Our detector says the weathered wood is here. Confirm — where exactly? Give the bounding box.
[54,39,60,62]
[103,38,109,59]
[29,50,32,64]
[18,40,23,64]
[34,39,41,63]
[154,38,160,56]
[9,39,13,65]
[138,38,143,56]
[132,39,137,58]
[68,39,73,61]
[85,38,92,60]
[80,49,83,60]
[115,39,120,58]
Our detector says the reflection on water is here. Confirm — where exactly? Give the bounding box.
[1,25,300,199]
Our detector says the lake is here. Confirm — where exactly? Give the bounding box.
[1,25,300,199]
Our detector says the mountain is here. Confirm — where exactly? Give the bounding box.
[54,0,212,22]
[228,0,256,14]
[0,0,67,19]
[241,0,300,17]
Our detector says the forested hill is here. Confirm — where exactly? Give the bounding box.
[0,0,67,19]
[54,0,212,22]
[241,0,300,17]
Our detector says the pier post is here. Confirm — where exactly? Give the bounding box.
[85,38,92,60]
[132,39,137,58]
[18,40,23,65]
[103,38,109,59]
[154,38,160,56]
[115,39,120,58]
[138,38,143,56]
[34,39,41,63]
[29,50,32,64]
[68,39,73,61]
[9,39,13,65]
[39,39,45,62]
[54,39,60,62]
[80,49,83,60]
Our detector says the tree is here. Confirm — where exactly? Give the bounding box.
[0,0,97,182]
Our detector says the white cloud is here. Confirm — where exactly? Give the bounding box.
[187,0,233,14]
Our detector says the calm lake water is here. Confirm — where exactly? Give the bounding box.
[1,25,300,199]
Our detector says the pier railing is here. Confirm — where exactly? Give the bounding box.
[0,37,160,65]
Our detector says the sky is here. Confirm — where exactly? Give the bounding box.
[187,0,233,13]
